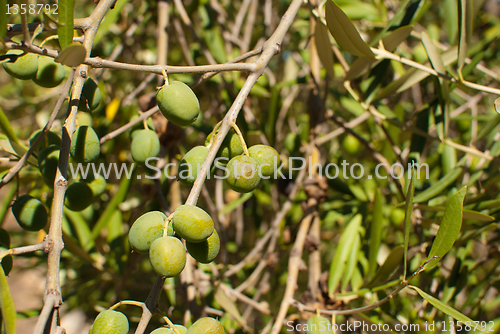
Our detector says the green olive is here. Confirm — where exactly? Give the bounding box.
[306,316,330,334]
[172,205,214,243]
[151,325,188,334]
[248,144,280,177]
[37,145,60,186]
[185,317,224,334]
[186,230,220,263]
[32,56,65,88]
[76,112,93,127]
[83,173,107,197]
[29,130,61,153]
[91,310,129,334]
[65,182,94,211]
[11,195,47,231]
[70,126,101,163]
[128,211,172,253]
[225,155,261,193]
[79,78,102,112]
[130,129,160,164]
[156,81,200,127]
[2,50,38,80]
[342,134,361,155]
[178,146,209,185]
[149,236,186,277]
[284,132,301,153]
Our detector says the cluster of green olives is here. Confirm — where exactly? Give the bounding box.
[2,50,65,88]
[65,173,107,212]
[89,309,224,334]
[179,129,280,193]
[128,205,219,277]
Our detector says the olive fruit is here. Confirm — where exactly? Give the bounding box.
[128,211,172,253]
[389,208,406,226]
[128,115,155,139]
[186,230,220,263]
[65,182,94,211]
[206,131,243,161]
[248,145,280,177]
[342,134,361,155]
[2,50,38,80]
[225,155,261,193]
[185,317,224,334]
[149,236,186,277]
[0,247,12,276]
[79,78,102,112]
[11,195,47,231]
[29,130,61,152]
[151,325,188,334]
[76,112,93,127]
[38,145,60,186]
[90,310,129,334]
[84,173,107,197]
[306,316,330,334]
[70,126,101,163]
[172,205,214,243]
[130,129,160,164]
[32,56,65,88]
[284,132,301,153]
[178,146,209,185]
[156,81,200,127]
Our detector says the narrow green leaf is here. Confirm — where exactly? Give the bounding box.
[458,0,473,78]
[315,21,335,78]
[325,0,374,58]
[416,204,494,222]
[368,189,383,280]
[64,208,93,251]
[55,43,86,67]
[93,0,128,45]
[403,167,415,279]
[382,25,413,52]
[0,267,16,334]
[410,285,486,333]
[425,186,466,270]
[341,233,360,291]
[0,0,7,42]
[0,185,16,225]
[421,32,446,75]
[215,286,246,324]
[328,214,363,296]
[57,0,75,50]
[366,245,404,288]
[413,167,462,204]
[220,192,253,215]
[91,172,134,239]
[444,0,458,45]
[477,114,500,140]
[441,145,457,175]
[0,107,19,145]
[495,97,500,114]
[62,232,96,265]
[106,210,123,243]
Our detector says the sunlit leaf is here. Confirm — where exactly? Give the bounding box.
[57,0,75,50]
[325,0,374,58]
[368,189,383,280]
[0,266,15,334]
[315,20,335,78]
[413,167,462,204]
[425,186,466,270]
[0,106,19,145]
[55,43,86,67]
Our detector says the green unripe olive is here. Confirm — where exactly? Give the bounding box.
[38,145,60,186]
[70,126,101,163]
[76,112,93,127]
[130,129,160,164]
[149,236,186,277]
[225,155,261,193]
[128,115,155,139]
[29,130,61,153]
[172,205,214,243]
[79,78,102,112]
[178,146,209,185]
[389,208,406,226]
[186,317,224,334]
[65,182,94,211]
[306,316,330,334]
[84,174,107,197]
[91,310,129,334]
[32,56,65,88]
[208,131,243,160]
[342,134,361,155]
[156,81,200,127]
[2,50,38,80]
[284,132,301,153]
[0,228,10,248]
[151,325,188,334]
[11,195,47,231]
[456,118,471,133]
[248,144,280,177]
[0,247,12,276]
[186,230,220,263]
[128,211,172,253]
